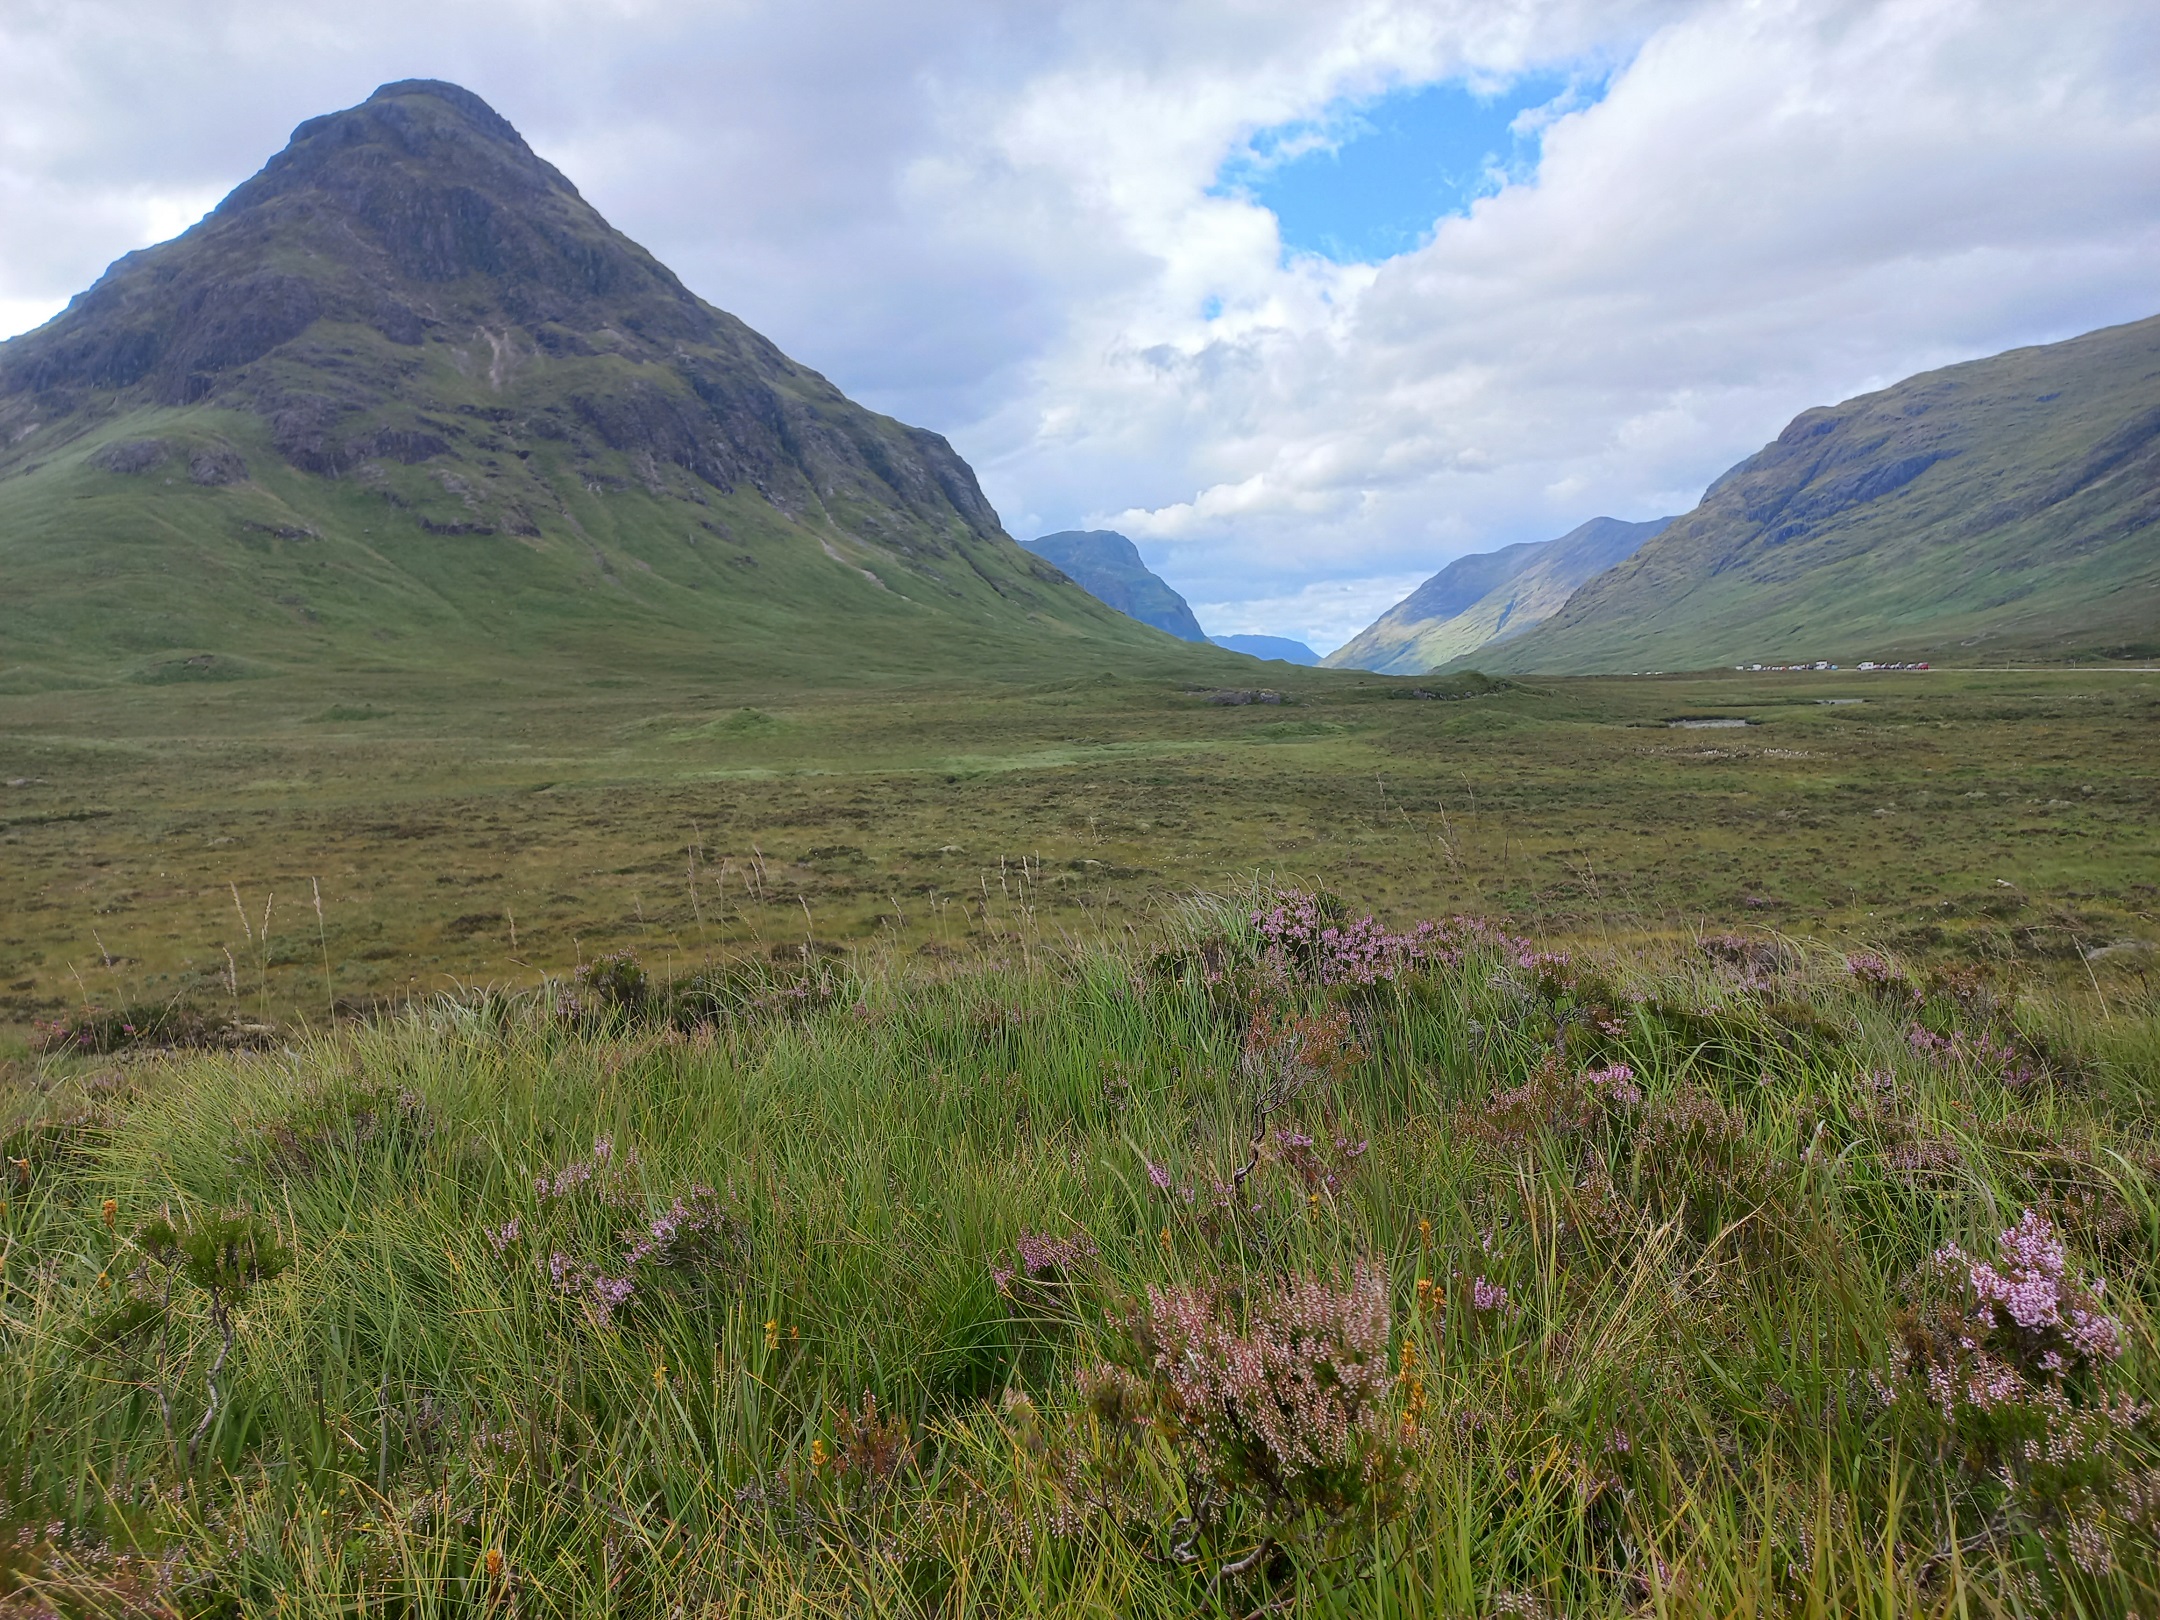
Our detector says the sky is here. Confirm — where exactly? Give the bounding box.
[2,0,2157,653]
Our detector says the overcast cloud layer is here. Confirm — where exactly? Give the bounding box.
[4,0,2157,651]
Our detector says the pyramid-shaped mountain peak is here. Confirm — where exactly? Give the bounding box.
[0,82,1194,683]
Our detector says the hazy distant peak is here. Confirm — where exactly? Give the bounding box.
[1212,634,1320,665]
[1022,530,1207,641]
[1326,514,1672,673]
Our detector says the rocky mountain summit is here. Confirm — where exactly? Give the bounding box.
[0,81,1175,681]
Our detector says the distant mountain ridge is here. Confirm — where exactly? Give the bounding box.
[0,80,1188,685]
[1020,530,1206,640]
[1327,515,1672,673]
[1465,315,2160,673]
[1212,634,1319,665]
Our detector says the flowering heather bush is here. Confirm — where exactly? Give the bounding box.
[1248,889,1505,987]
[504,1148,741,1325]
[617,1185,740,1275]
[1846,952,1918,1004]
[1925,1210,2123,1390]
[1462,1055,1641,1171]
[1882,1210,2151,1558]
[1906,1023,2042,1088]
[1700,933,1798,984]
[256,1081,432,1176]
[29,1003,273,1056]
[554,949,845,1031]
[1113,1263,1402,1540]
[1469,1276,1513,1317]
[555,950,650,1027]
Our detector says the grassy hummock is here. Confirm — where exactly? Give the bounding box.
[2,895,2156,1615]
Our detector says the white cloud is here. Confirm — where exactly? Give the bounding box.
[2,0,2156,648]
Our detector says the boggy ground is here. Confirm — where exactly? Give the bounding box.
[0,665,2153,1040]
[0,901,2156,1615]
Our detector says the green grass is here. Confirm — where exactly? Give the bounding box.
[2,903,2156,1614]
[1,665,2153,1038]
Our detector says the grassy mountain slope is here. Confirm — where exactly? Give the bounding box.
[0,81,1211,689]
[1326,516,1669,674]
[1021,530,1207,641]
[1469,316,2160,674]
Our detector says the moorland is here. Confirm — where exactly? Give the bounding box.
[1,664,2154,1039]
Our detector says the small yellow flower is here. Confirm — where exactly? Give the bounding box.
[1418,1217,1433,1246]
[1307,1192,1320,1218]
[101,1198,118,1229]
[654,1363,668,1389]
[484,1547,504,1579]
[97,1270,111,1289]
[1157,1225,1171,1251]
[810,1438,829,1469]
[763,1318,779,1351]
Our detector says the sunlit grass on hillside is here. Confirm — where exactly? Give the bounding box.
[3,892,2156,1615]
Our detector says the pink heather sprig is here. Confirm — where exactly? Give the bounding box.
[1936,1209,2124,1373]
[1586,1063,1642,1107]
[534,1137,644,1205]
[617,1185,730,1270]
[541,1250,637,1325]
[1885,1208,2127,1429]
[994,1229,1100,1294]
[1469,1275,1521,1318]
[523,1179,735,1326]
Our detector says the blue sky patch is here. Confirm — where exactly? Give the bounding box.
[1217,72,1600,265]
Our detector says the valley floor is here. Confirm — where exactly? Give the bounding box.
[0,666,2153,1040]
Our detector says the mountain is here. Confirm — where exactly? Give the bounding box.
[1464,316,2160,673]
[1019,530,1206,640]
[1326,515,1671,674]
[0,80,1191,688]
[1212,634,1319,665]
